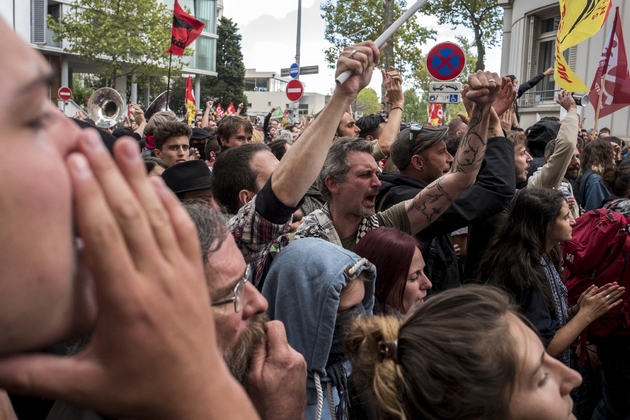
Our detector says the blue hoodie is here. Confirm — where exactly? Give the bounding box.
[262,238,376,420]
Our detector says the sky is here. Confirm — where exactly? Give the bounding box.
[222,0,503,99]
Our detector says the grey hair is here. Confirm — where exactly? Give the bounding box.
[318,137,374,202]
[182,202,228,265]
[275,130,293,142]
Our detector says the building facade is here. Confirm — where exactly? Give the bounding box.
[0,0,220,110]
[499,0,630,135]
[244,68,329,120]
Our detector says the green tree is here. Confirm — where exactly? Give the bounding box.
[402,89,425,123]
[357,88,380,115]
[198,17,247,114]
[320,0,436,80]
[48,0,184,88]
[423,0,502,71]
[412,36,478,119]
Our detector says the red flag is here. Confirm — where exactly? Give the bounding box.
[215,103,224,119]
[226,102,236,115]
[185,76,196,125]
[166,0,205,56]
[589,7,630,119]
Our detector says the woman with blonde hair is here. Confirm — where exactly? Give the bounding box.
[346,286,582,420]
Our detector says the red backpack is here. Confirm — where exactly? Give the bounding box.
[563,208,630,339]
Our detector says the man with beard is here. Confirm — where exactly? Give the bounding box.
[296,70,503,262]
[527,91,580,218]
[373,114,515,293]
[184,202,307,420]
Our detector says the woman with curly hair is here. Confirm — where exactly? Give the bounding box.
[578,139,616,210]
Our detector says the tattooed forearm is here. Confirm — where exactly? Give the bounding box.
[453,104,490,172]
[407,178,453,224]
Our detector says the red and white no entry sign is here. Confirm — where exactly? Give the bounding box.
[286,79,304,102]
[58,86,73,101]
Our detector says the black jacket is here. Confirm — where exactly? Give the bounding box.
[376,137,516,292]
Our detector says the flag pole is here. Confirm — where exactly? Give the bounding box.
[594,73,606,132]
[166,52,173,108]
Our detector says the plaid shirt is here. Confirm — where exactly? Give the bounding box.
[229,195,292,287]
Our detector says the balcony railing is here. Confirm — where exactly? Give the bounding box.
[518,89,561,108]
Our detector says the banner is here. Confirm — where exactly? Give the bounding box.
[589,7,630,119]
[428,103,443,126]
[272,106,284,119]
[555,0,611,91]
[215,103,224,119]
[226,102,236,115]
[166,0,205,56]
[185,76,196,125]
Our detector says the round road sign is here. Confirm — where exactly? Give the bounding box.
[286,79,304,102]
[426,42,466,81]
[289,63,300,79]
[58,86,73,101]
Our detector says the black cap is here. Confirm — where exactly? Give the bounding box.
[191,128,212,141]
[161,160,212,194]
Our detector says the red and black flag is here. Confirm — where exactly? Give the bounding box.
[166,0,205,56]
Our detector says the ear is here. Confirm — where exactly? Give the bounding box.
[411,154,424,171]
[324,177,340,195]
[238,189,255,208]
[219,137,227,147]
[364,134,375,141]
[208,151,216,163]
[154,148,162,159]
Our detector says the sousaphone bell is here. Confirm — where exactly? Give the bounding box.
[87,87,125,128]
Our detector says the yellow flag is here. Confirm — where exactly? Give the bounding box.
[555,0,611,91]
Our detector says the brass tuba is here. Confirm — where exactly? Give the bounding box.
[87,87,125,128]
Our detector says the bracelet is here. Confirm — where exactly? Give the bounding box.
[390,106,403,112]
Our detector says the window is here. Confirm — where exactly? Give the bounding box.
[523,11,576,105]
[32,0,48,45]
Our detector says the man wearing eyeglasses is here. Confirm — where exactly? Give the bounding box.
[185,203,307,420]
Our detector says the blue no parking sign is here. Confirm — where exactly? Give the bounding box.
[426,42,466,82]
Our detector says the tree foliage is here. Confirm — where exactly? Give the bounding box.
[48,0,183,87]
[423,0,502,70]
[402,89,425,123]
[357,88,380,115]
[411,36,478,119]
[201,17,247,113]
[320,0,436,79]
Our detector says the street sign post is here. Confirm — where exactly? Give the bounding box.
[429,82,463,93]
[426,42,466,81]
[58,86,73,101]
[428,93,461,104]
[281,65,319,77]
[289,63,300,78]
[286,79,304,102]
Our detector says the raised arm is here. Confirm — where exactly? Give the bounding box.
[201,100,213,129]
[528,90,578,189]
[271,42,381,207]
[405,71,501,235]
[376,66,404,157]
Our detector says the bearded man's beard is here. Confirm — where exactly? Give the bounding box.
[223,313,268,383]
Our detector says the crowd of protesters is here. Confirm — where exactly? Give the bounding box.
[2,13,630,420]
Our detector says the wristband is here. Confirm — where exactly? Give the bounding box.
[391,106,403,112]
